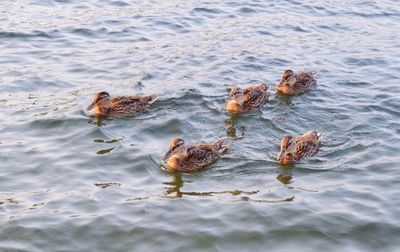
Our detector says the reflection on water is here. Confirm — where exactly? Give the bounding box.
[2,198,22,204]
[126,174,262,201]
[94,183,121,189]
[237,195,295,203]
[162,173,295,203]
[88,117,106,127]
[94,137,124,155]
[126,174,295,203]
[225,114,246,140]
[162,174,260,199]
[94,138,123,144]
[96,147,114,155]
[276,166,293,185]
[163,173,184,197]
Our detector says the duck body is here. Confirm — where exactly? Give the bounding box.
[275,70,316,95]
[277,130,322,164]
[88,91,157,118]
[226,83,269,114]
[163,138,229,172]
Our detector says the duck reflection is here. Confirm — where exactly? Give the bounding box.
[163,174,184,198]
[225,114,246,140]
[162,174,259,199]
[93,138,123,155]
[275,92,293,106]
[88,116,106,126]
[276,166,320,193]
[276,166,293,185]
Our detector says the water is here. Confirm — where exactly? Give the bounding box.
[1,0,400,251]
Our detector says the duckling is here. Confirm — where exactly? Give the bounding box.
[277,130,322,164]
[87,91,157,118]
[275,70,316,95]
[163,138,230,172]
[226,83,269,113]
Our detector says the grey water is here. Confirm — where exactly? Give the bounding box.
[1,0,400,251]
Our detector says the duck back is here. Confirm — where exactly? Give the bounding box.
[109,95,156,117]
[294,130,322,160]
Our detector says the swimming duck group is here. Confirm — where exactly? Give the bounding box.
[88,69,320,172]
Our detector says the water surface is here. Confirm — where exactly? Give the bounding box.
[1,0,400,251]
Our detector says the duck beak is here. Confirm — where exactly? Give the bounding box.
[277,152,294,164]
[276,151,284,161]
[232,99,243,107]
[87,102,95,111]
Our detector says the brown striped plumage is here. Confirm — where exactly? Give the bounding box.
[275,70,317,95]
[277,130,322,164]
[226,83,269,113]
[87,91,157,118]
[163,138,230,172]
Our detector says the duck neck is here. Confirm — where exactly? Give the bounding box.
[226,100,243,113]
[167,156,182,171]
[280,153,295,164]
[94,104,111,116]
[278,84,295,95]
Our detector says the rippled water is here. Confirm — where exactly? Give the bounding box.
[1,0,400,251]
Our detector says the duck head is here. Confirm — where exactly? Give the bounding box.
[163,138,187,170]
[226,87,245,113]
[275,70,296,95]
[277,136,296,164]
[87,91,111,112]
[278,70,296,87]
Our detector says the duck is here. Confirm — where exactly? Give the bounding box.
[87,91,157,118]
[163,138,230,172]
[277,130,322,164]
[225,83,269,114]
[275,70,317,95]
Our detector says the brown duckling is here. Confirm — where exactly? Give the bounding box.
[163,138,230,172]
[87,91,157,118]
[275,70,317,95]
[277,130,322,164]
[226,83,269,113]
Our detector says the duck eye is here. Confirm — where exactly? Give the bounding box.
[231,88,242,96]
[96,96,106,102]
[172,142,183,150]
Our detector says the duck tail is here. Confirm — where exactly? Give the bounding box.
[316,132,323,141]
[257,83,269,91]
[311,71,318,83]
[212,139,230,153]
[146,94,158,104]
[305,130,323,141]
